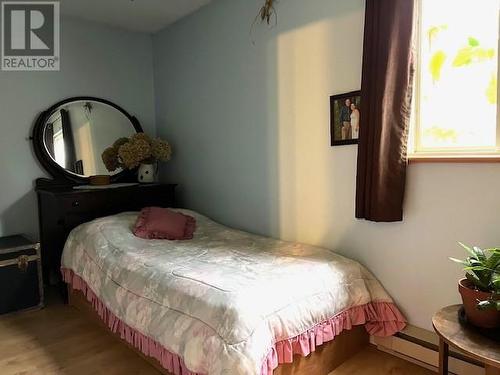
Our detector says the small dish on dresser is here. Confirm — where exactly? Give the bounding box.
[72,182,139,190]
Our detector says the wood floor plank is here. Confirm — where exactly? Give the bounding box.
[330,346,436,375]
[0,302,433,375]
[0,304,161,375]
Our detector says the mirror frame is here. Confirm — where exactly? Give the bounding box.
[32,96,143,185]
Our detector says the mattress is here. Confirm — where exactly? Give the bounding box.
[61,210,406,375]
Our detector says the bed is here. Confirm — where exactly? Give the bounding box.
[61,210,406,375]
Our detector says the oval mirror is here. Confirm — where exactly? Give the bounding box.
[33,97,142,183]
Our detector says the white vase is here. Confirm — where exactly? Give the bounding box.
[137,163,157,183]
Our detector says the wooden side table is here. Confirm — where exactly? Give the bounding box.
[432,305,500,375]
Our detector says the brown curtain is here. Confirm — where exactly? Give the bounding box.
[44,123,55,158]
[60,109,77,172]
[355,0,417,222]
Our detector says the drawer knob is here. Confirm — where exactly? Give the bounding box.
[72,201,80,207]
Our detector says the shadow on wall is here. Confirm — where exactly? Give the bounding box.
[0,191,39,240]
[0,121,43,241]
[155,0,364,240]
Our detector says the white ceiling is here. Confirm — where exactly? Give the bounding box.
[61,0,212,33]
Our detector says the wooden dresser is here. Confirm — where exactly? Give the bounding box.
[36,182,176,288]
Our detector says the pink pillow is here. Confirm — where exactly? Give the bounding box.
[133,207,196,240]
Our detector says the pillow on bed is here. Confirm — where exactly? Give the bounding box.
[133,207,196,240]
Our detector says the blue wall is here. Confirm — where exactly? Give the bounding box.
[0,17,156,239]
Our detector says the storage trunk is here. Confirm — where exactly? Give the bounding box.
[0,235,44,314]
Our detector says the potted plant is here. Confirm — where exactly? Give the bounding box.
[450,243,500,328]
[102,133,172,183]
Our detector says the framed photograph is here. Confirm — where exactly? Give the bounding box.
[330,91,361,146]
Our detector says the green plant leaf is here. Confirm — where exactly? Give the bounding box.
[477,300,496,311]
[455,243,498,291]
[489,249,500,265]
[477,297,500,311]
[453,45,495,67]
[486,74,497,105]
[480,48,496,60]
[429,51,447,82]
[469,257,481,264]
[468,37,480,47]
[449,257,468,266]
[424,126,458,142]
[453,47,474,66]
[466,272,490,291]
[486,250,500,270]
[427,25,448,49]
[473,246,487,261]
[490,273,500,290]
[459,242,478,259]
[464,266,496,274]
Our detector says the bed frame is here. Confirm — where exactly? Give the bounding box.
[69,288,369,375]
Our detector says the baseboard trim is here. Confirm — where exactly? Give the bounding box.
[396,330,484,367]
[372,325,485,375]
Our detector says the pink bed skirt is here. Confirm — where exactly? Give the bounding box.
[61,268,406,375]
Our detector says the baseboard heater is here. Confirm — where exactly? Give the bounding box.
[372,325,485,375]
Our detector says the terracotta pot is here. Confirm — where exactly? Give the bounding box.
[458,278,500,328]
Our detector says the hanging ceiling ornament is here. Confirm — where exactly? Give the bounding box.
[250,0,278,44]
[257,0,278,26]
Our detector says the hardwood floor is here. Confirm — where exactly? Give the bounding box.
[0,302,159,375]
[330,346,436,375]
[0,301,434,375]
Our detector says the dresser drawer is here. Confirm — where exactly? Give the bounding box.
[59,195,100,214]
[37,183,177,290]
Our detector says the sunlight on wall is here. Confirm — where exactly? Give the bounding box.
[75,123,97,176]
[267,4,499,330]
[275,16,363,244]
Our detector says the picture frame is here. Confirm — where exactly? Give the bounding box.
[330,90,361,146]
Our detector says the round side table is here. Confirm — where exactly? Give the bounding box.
[432,305,500,375]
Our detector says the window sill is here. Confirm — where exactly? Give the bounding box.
[408,155,500,164]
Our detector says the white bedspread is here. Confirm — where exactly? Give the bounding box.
[61,210,402,375]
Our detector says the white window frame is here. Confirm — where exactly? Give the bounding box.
[408,0,500,161]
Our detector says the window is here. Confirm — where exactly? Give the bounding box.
[409,0,500,159]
